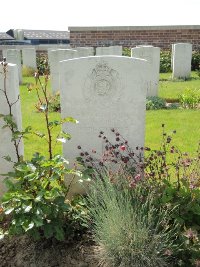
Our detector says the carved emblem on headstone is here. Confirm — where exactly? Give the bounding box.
[83,61,122,105]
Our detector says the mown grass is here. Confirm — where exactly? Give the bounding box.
[20,77,62,159]
[20,74,200,159]
[159,71,200,100]
[145,110,200,153]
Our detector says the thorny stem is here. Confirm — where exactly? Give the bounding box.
[37,71,52,160]
[1,60,21,162]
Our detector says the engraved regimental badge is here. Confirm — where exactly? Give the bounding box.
[83,60,122,105]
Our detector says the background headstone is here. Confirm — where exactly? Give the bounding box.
[75,47,95,57]
[22,48,37,69]
[0,63,24,196]
[172,43,192,79]
[131,45,160,96]
[6,49,22,84]
[96,46,122,56]
[48,49,78,93]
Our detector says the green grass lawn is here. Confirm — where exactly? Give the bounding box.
[159,71,200,100]
[145,110,200,153]
[20,75,200,159]
[20,77,62,159]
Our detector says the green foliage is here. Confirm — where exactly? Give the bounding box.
[36,54,49,75]
[191,51,200,71]
[35,91,61,113]
[78,124,200,265]
[160,51,171,73]
[159,50,199,73]
[146,96,166,110]
[122,47,131,57]
[22,66,36,77]
[142,126,200,266]
[87,177,178,267]
[1,153,87,241]
[178,88,200,109]
[0,59,88,242]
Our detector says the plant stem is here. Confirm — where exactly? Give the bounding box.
[37,73,52,160]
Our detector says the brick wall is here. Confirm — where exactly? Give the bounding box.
[69,26,200,50]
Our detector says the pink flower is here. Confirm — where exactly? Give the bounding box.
[134,174,141,181]
[120,145,126,151]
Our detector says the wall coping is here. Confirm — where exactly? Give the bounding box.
[69,25,200,31]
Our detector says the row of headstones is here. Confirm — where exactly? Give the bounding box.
[3,42,192,90]
[48,43,192,97]
[0,43,193,195]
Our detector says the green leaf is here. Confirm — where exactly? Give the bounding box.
[44,223,53,238]
[24,205,32,213]
[62,117,79,124]
[60,131,71,140]
[4,207,14,215]
[33,217,43,227]
[57,137,66,143]
[34,132,46,138]
[24,222,34,232]
[54,225,65,241]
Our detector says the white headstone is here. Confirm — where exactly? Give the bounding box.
[75,47,95,57]
[59,56,147,195]
[48,49,78,93]
[6,49,22,84]
[96,46,122,56]
[172,43,192,79]
[22,48,37,69]
[131,45,160,96]
[0,63,24,195]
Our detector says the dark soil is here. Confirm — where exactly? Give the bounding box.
[0,234,99,267]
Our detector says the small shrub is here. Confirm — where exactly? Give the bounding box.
[87,177,178,267]
[77,129,144,180]
[191,51,200,71]
[122,47,131,57]
[146,96,166,110]
[22,66,36,77]
[178,88,200,109]
[35,91,61,113]
[0,59,87,242]
[36,54,49,75]
[78,125,200,266]
[1,153,87,241]
[160,51,171,73]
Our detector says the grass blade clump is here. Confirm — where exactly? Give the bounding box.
[87,176,178,267]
